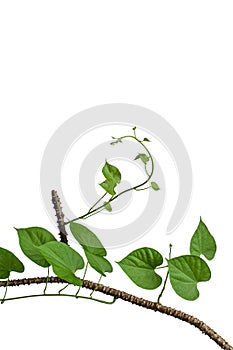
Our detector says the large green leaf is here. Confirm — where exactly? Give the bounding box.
[190,218,216,260]
[16,227,57,267]
[117,247,163,290]
[0,247,24,279]
[168,255,211,300]
[38,241,84,286]
[70,222,112,275]
[70,222,106,256]
[85,251,113,276]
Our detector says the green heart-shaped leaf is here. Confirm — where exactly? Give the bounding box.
[16,227,57,267]
[168,255,211,300]
[101,161,121,184]
[117,247,163,290]
[70,222,106,256]
[99,161,121,195]
[99,179,116,195]
[70,223,112,275]
[190,218,216,260]
[85,251,113,276]
[134,153,150,164]
[0,247,24,279]
[38,241,84,286]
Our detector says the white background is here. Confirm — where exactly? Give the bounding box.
[0,1,233,349]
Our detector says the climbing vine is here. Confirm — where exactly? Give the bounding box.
[0,127,231,350]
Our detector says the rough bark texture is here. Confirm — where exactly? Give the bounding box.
[3,190,229,349]
[0,277,232,350]
[51,190,68,244]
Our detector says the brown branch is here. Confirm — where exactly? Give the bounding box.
[0,277,232,350]
[51,190,68,244]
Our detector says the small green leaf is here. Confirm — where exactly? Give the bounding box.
[102,161,121,184]
[99,179,116,195]
[0,247,24,279]
[16,227,57,267]
[85,251,113,276]
[70,222,106,256]
[190,218,216,260]
[104,202,112,212]
[117,247,163,290]
[110,137,122,145]
[99,161,121,194]
[151,182,160,191]
[134,153,150,164]
[38,241,84,286]
[132,126,137,131]
[168,255,211,301]
[143,138,151,142]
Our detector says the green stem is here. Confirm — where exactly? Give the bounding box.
[76,263,89,296]
[77,295,116,305]
[157,244,172,303]
[0,293,116,305]
[58,283,69,294]
[157,270,169,304]
[88,193,107,213]
[43,267,50,294]
[133,127,137,138]
[90,275,102,298]
[156,265,168,270]
[144,163,150,177]
[134,186,151,191]
[1,277,9,304]
[82,207,105,221]
[66,134,154,225]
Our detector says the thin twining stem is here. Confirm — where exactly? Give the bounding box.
[88,193,107,213]
[90,274,102,298]
[66,134,154,225]
[0,292,116,305]
[76,263,89,296]
[157,244,172,303]
[58,283,69,294]
[0,277,232,350]
[43,267,50,294]
[1,277,9,304]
